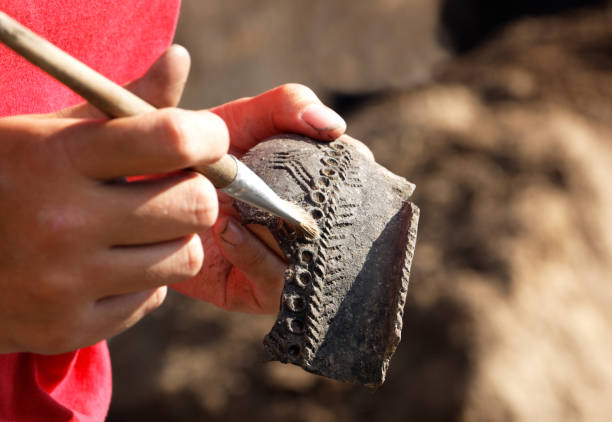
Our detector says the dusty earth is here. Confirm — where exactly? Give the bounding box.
[108,1,612,421]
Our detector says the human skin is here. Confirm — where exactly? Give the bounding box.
[0,45,346,354]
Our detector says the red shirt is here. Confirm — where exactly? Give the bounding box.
[0,0,180,116]
[0,1,180,420]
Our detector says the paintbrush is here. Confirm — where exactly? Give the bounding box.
[0,11,319,238]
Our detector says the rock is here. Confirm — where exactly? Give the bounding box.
[234,135,418,386]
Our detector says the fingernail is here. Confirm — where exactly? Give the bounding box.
[301,104,346,132]
[220,218,244,246]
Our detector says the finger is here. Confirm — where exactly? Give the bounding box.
[128,45,191,108]
[62,107,229,179]
[92,235,204,296]
[90,286,168,341]
[213,217,286,314]
[98,172,217,246]
[56,44,191,119]
[211,83,346,153]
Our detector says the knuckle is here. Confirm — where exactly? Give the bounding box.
[189,179,218,228]
[201,111,230,160]
[147,287,167,311]
[182,236,204,277]
[157,109,195,163]
[158,109,229,165]
[35,205,89,250]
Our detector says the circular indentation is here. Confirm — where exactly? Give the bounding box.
[288,345,301,358]
[322,157,339,167]
[309,190,327,204]
[298,271,312,285]
[330,142,346,151]
[287,318,305,334]
[294,269,312,287]
[310,208,324,220]
[314,176,332,189]
[292,296,305,311]
[326,149,343,157]
[300,248,315,264]
[284,294,306,312]
[320,168,337,178]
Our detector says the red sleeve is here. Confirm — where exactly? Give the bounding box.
[0,0,181,116]
[0,1,180,421]
[0,343,111,422]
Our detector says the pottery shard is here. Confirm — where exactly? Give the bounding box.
[234,135,419,386]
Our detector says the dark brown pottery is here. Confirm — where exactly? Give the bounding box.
[235,135,419,386]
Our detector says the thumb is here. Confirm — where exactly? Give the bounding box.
[54,44,191,119]
[213,216,287,314]
[212,83,346,153]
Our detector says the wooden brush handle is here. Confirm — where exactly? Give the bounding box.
[0,11,237,188]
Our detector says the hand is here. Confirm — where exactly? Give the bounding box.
[0,43,347,353]
[0,45,228,354]
[173,133,373,315]
[172,84,348,314]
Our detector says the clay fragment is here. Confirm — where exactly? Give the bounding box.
[235,135,419,386]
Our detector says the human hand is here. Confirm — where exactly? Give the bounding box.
[172,85,349,314]
[173,132,375,315]
[0,45,229,354]
[0,42,348,354]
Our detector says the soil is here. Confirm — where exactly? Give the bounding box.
[107,1,612,421]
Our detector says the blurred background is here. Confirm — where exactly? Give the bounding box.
[107,1,612,420]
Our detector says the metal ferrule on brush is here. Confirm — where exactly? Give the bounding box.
[222,155,301,227]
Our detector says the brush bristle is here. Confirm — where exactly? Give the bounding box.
[298,219,320,239]
[282,200,320,239]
